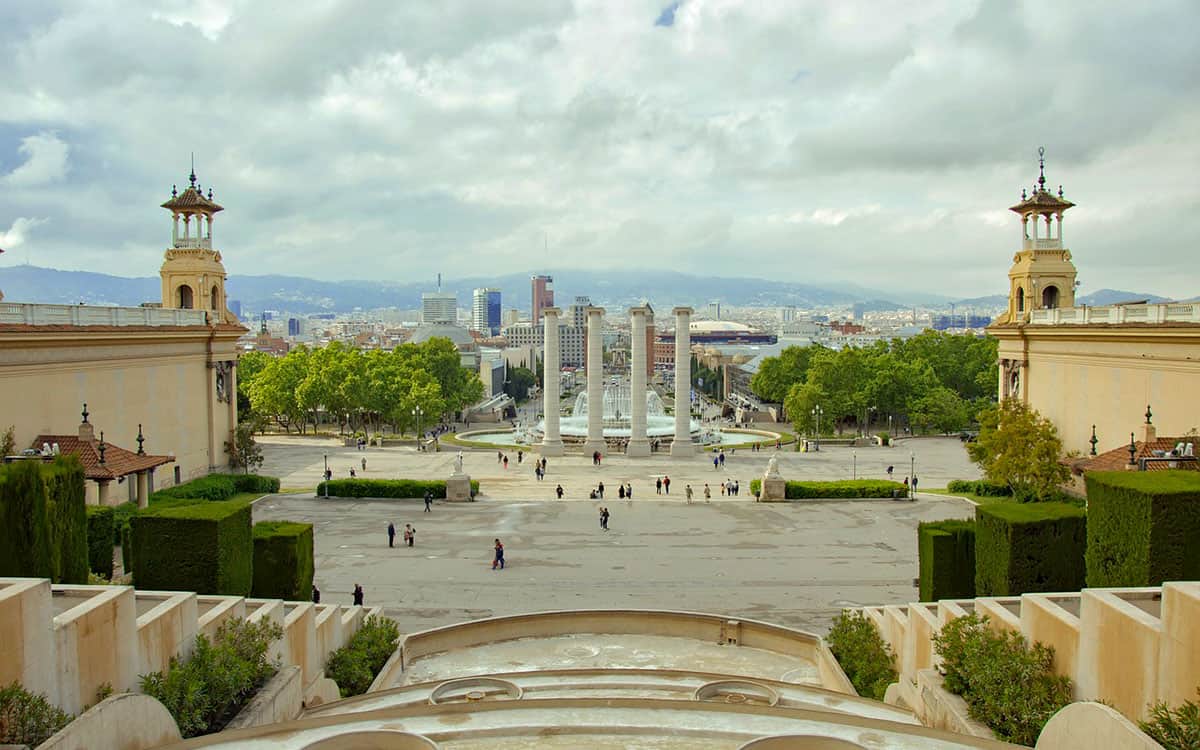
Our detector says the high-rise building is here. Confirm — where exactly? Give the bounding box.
[531,275,554,324]
[421,292,457,325]
[502,308,520,327]
[779,305,797,323]
[287,318,300,336]
[707,301,721,320]
[472,288,501,335]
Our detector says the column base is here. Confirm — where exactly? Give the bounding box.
[670,439,694,457]
[583,438,606,456]
[625,439,651,458]
[538,440,564,457]
[446,475,473,502]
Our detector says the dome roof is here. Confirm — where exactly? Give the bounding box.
[410,322,475,347]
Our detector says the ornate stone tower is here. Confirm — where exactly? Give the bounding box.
[159,163,236,324]
[1001,147,1078,323]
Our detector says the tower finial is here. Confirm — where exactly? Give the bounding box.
[1037,146,1046,190]
[189,153,197,187]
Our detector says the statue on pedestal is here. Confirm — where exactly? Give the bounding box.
[453,451,464,476]
[765,453,781,479]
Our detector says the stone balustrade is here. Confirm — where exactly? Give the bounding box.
[0,302,209,327]
[854,581,1200,725]
[0,577,370,716]
[1029,301,1200,325]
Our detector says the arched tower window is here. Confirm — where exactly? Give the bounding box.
[1042,285,1059,309]
[177,285,194,309]
[1016,287,1025,313]
[211,285,220,311]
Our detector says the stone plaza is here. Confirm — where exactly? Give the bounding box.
[254,435,982,635]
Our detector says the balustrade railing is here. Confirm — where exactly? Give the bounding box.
[1028,302,1199,326]
[0,303,209,327]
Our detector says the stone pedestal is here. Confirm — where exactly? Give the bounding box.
[446,474,473,502]
[760,477,786,502]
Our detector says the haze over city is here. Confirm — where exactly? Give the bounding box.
[2,1,1199,297]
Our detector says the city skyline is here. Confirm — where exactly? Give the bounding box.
[1,2,1198,296]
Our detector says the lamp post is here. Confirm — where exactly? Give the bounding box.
[866,406,877,438]
[910,451,916,499]
[323,454,328,498]
[811,405,823,451]
[852,450,857,480]
[412,406,425,451]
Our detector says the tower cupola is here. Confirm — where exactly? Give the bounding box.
[159,159,237,324]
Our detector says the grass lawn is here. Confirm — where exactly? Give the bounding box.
[922,487,1014,506]
[148,491,265,509]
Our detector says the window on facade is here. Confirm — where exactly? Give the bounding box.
[211,285,220,310]
[1042,285,1060,309]
[177,284,194,309]
[1016,287,1025,312]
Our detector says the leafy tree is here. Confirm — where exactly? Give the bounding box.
[909,386,969,434]
[504,366,537,402]
[785,381,828,436]
[968,400,1069,501]
[750,345,821,403]
[248,347,309,433]
[225,419,265,474]
[0,425,14,458]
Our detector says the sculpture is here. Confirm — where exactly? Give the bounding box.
[453,451,464,476]
[765,453,781,479]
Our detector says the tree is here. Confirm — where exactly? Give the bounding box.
[908,386,969,434]
[225,419,265,473]
[0,425,14,458]
[750,345,821,403]
[785,381,827,436]
[248,347,309,433]
[968,400,1069,501]
[504,367,537,402]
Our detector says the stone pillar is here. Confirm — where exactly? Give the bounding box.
[583,306,606,456]
[136,471,149,509]
[540,307,564,456]
[627,306,651,457]
[97,480,110,507]
[671,306,694,456]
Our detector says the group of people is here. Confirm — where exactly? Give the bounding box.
[590,450,603,466]
[387,521,417,547]
[533,456,549,480]
[587,481,633,500]
[654,475,672,494]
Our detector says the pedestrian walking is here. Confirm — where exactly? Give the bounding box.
[600,507,608,530]
[887,465,894,479]
[352,584,364,606]
[312,584,321,604]
[424,491,433,512]
[720,482,726,496]
[719,451,726,466]
[704,483,711,502]
[663,475,671,494]
[685,484,693,503]
[713,455,719,470]
[598,481,605,499]
[912,475,919,494]
[349,468,356,478]
[618,484,625,500]
[733,479,740,496]
[625,482,632,500]
[656,477,663,494]
[493,539,505,570]
[404,523,415,547]
[497,450,503,463]
[518,450,523,464]
[503,455,509,470]
[361,457,367,472]
[556,484,564,499]
[387,521,396,548]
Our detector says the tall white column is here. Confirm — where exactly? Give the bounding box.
[627,306,651,457]
[671,306,694,456]
[583,306,606,456]
[540,307,564,456]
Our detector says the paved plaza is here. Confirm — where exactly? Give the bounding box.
[254,435,981,636]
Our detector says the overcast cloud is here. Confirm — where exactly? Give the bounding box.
[1,0,1198,298]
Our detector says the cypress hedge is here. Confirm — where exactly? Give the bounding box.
[946,479,1013,497]
[0,457,88,583]
[131,498,253,595]
[748,478,906,500]
[151,473,280,503]
[1085,471,1200,587]
[317,478,479,499]
[918,519,976,602]
[85,505,115,579]
[975,502,1086,596]
[251,521,314,601]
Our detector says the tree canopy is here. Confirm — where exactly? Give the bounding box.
[968,399,1070,501]
[750,331,997,436]
[241,338,483,435]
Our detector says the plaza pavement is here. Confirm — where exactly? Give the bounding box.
[254,434,982,635]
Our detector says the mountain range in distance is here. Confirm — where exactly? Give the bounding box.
[0,264,1181,317]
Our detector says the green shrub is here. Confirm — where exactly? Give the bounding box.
[747,479,906,500]
[947,479,1013,497]
[112,501,136,544]
[975,502,1086,596]
[1140,689,1200,750]
[131,499,253,595]
[934,613,1071,745]
[150,473,280,504]
[825,611,896,701]
[251,522,314,601]
[918,519,976,602]
[0,681,73,746]
[0,457,88,584]
[120,523,133,574]
[1085,471,1200,588]
[325,615,401,697]
[140,618,283,738]
[317,478,479,499]
[85,506,115,579]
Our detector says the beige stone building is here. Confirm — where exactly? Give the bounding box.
[0,167,246,501]
[988,150,1200,456]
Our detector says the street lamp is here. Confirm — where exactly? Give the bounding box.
[852,449,857,480]
[866,406,877,438]
[811,405,824,451]
[910,450,916,500]
[412,406,425,451]
[323,454,328,498]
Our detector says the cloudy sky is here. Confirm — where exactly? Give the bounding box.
[1,0,1198,298]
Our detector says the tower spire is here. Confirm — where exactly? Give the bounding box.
[189,152,197,188]
[1037,146,1046,191]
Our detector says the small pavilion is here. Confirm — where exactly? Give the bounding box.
[31,404,174,507]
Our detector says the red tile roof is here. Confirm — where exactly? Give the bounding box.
[31,435,174,481]
[1069,437,1199,474]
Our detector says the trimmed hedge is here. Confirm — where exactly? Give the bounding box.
[1085,471,1200,587]
[975,502,1086,596]
[251,521,314,601]
[151,473,280,503]
[947,479,1013,497]
[918,519,976,602]
[0,457,88,584]
[86,505,115,579]
[131,498,253,595]
[317,478,479,499]
[748,478,906,500]
[325,615,401,697]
